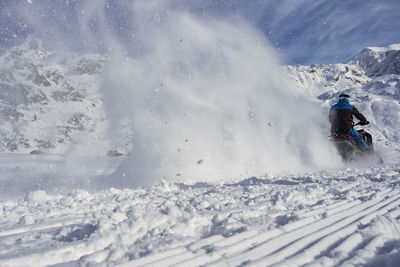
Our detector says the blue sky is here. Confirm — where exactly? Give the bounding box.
[0,0,399,64]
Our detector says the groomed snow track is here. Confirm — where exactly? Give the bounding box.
[124,189,400,267]
[0,166,400,266]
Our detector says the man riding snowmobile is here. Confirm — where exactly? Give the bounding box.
[329,93,370,156]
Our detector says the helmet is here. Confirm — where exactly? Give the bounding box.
[339,93,350,100]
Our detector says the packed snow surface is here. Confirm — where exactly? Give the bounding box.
[1,165,400,266]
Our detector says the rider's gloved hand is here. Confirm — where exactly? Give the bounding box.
[360,120,369,125]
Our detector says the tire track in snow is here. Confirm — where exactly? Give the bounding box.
[212,189,397,266]
[118,235,224,267]
[257,193,400,266]
[118,186,368,266]
[388,206,400,218]
[308,206,400,267]
[305,232,364,267]
[338,235,386,266]
[332,207,400,267]
[118,189,396,267]
[181,190,392,266]
[121,247,188,267]
[0,217,85,238]
[173,230,262,267]
[1,182,397,266]
[0,228,116,267]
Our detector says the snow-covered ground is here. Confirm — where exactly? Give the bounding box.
[0,163,400,266]
[1,31,400,267]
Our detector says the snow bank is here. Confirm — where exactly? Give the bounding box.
[99,4,340,186]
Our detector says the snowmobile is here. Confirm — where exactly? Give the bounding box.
[330,122,383,163]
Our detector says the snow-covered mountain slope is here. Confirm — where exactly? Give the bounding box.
[286,43,400,160]
[0,166,399,266]
[0,38,113,155]
[347,44,400,77]
[286,44,400,98]
[285,63,370,98]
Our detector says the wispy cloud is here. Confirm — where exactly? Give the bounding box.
[256,0,400,63]
[0,0,399,64]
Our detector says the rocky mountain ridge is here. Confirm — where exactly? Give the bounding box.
[286,44,400,98]
[347,44,400,77]
[1,41,399,154]
[0,39,108,154]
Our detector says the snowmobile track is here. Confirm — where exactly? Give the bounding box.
[0,217,84,238]
[121,189,400,267]
[0,186,399,266]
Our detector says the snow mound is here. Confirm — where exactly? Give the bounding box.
[24,190,49,205]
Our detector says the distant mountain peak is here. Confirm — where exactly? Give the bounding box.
[364,44,400,52]
[347,44,400,77]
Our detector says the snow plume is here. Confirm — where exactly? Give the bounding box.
[9,0,341,187]
[100,3,340,186]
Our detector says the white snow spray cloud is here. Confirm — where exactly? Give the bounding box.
[11,0,342,189]
[98,3,341,186]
